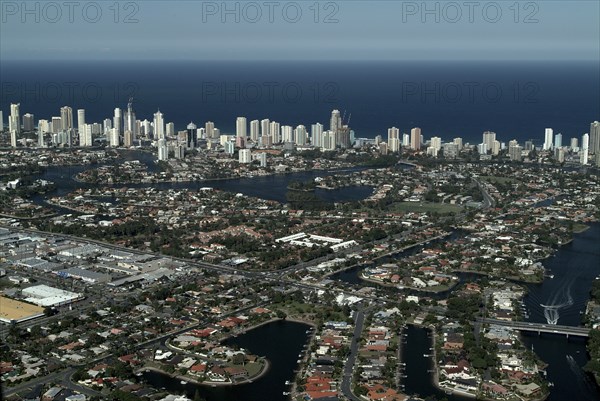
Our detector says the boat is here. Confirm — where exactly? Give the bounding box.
[180,380,187,385]
[285,380,291,385]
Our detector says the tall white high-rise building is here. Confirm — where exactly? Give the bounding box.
[141,119,152,138]
[570,137,579,151]
[239,149,252,164]
[281,125,293,143]
[322,130,336,151]
[157,139,169,160]
[9,103,20,134]
[388,127,400,152]
[103,119,112,137]
[410,127,421,150]
[166,122,175,137]
[402,133,410,147]
[330,110,342,134]
[38,119,50,134]
[205,121,215,139]
[80,124,93,147]
[311,123,324,148]
[453,137,463,150]
[153,110,164,140]
[77,109,86,133]
[543,128,553,150]
[270,121,280,144]
[250,119,260,142]
[22,114,34,131]
[430,136,442,152]
[491,140,501,156]
[581,133,589,165]
[260,119,270,139]
[0,110,3,131]
[37,126,46,148]
[554,133,562,149]
[51,117,62,134]
[590,121,600,155]
[60,106,73,131]
[482,131,496,153]
[236,117,247,138]
[124,100,136,139]
[295,125,307,146]
[109,128,120,147]
[113,108,122,135]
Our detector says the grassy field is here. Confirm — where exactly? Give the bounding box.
[389,202,463,214]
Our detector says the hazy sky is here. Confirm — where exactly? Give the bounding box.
[1,0,598,60]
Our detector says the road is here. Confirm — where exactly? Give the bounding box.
[340,306,369,401]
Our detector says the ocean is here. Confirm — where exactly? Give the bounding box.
[1,59,598,144]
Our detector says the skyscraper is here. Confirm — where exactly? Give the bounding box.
[153,110,165,140]
[270,121,280,144]
[250,120,260,142]
[330,110,342,134]
[113,108,122,135]
[61,106,73,131]
[261,119,270,140]
[570,137,579,151]
[166,122,175,137]
[387,127,400,152]
[295,125,307,146]
[590,121,600,155]
[77,109,86,133]
[554,133,562,149]
[322,130,336,151]
[9,103,20,134]
[187,122,198,149]
[509,141,522,161]
[581,133,589,165]
[543,128,553,150]
[482,131,496,153]
[236,117,247,138]
[22,114,35,131]
[311,123,324,148]
[157,138,169,160]
[205,121,215,139]
[124,100,136,139]
[80,124,93,147]
[281,125,293,143]
[410,127,421,150]
[239,149,252,164]
[109,128,120,147]
[0,110,3,131]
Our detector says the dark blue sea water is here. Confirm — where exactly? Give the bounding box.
[1,60,598,144]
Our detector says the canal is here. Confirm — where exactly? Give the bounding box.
[520,222,600,401]
[141,320,311,401]
[30,150,374,205]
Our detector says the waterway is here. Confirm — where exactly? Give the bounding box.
[141,320,310,401]
[402,325,470,401]
[344,224,600,401]
[29,150,374,205]
[520,222,600,401]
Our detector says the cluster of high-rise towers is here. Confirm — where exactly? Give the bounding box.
[383,123,600,165]
[2,102,598,166]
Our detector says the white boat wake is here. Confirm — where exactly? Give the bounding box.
[540,278,575,325]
